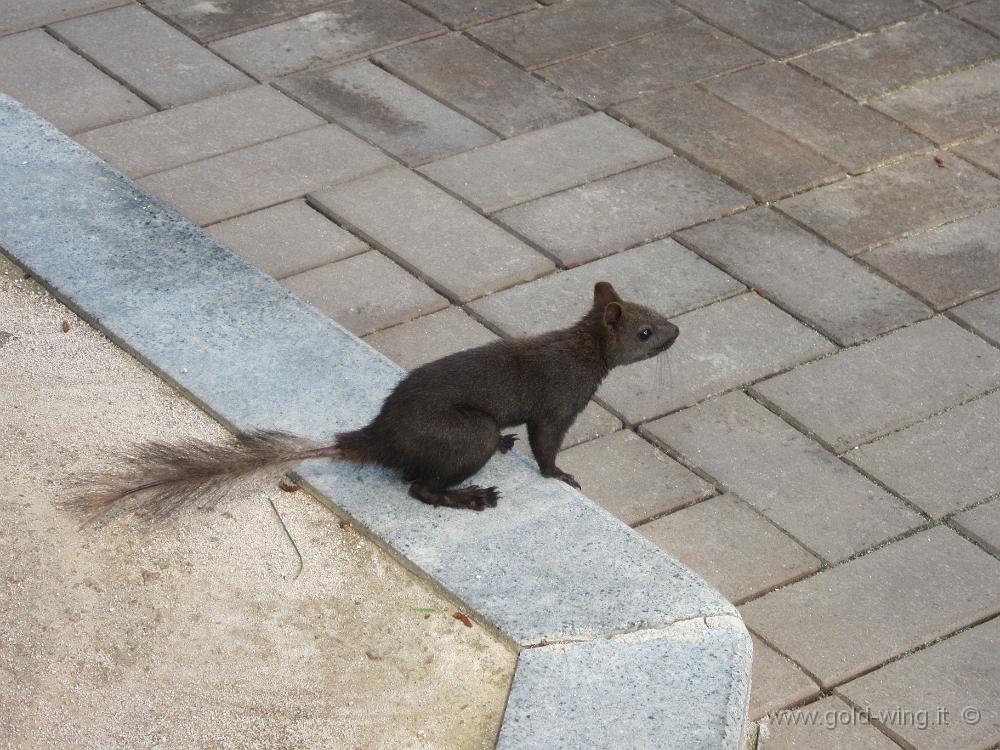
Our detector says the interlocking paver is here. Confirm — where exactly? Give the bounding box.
[644,392,922,561]
[144,0,334,42]
[538,19,764,109]
[758,696,902,750]
[705,63,928,172]
[614,86,840,201]
[952,500,1000,556]
[280,251,448,335]
[637,494,820,602]
[952,290,1000,346]
[277,61,496,166]
[466,0,691,69]
[75,86,324,178]
[363,306,499,370]
[672,0,851,57]
[51,6,253,109]
[954,0,1000,35]
[138,125,393,226]
[0,30,152,134]
[752,316,1000,452]
[310,167,553,302]
[793,15,1000,100]
[207,200,367,279]
[0,0,128,35]
[418,113,670,212]
[375,34,589,138]
[839,618,1000,750]
[776,154,1000,254]
[954,130,1000,177]
[872,61,1000,144]
[677,208,930,345]
[848,390,1000,518]
[494,159,752,265]
[558,431,714,526]
[598,293,835,424]
[800,0,933,31]
[404,0,537,28]
[467,238,744,338]
[209,0,443,79]
[862,207,1000,309]
[748,635,820,720]
[741,526,1000,686]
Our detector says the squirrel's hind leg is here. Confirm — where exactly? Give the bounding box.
[409,482,499,511]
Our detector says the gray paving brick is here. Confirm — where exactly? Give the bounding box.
[144,0,334,42]
[872,61,1000,144]
[538,19,765,109]
[405,0,537,27]
[753,316,1000,452]
[638,494,820,602]
[793,15,1000,100]
[952,500,1000,556]
[209,0,443,79]
[74,86,324,178]
[51,5,253,109]
[748,635,820,721]
[466,0,691,69]
[673,0,850,57]
[598,293,835,424]
[280,251,448,335]
[954,0,1000,35]
[742,527,1000,686]
[277,61,496,166]
[848,391,1000,518]
[839,618,1000,750]
[862,207,1000,310]
[467,238,744,338]
[800,0,933,31]
[951,290,1000,346]
[644,392,922,561]
[310,167,553,302]
[137,125,393,226]
[376,34,589,138]
[558,431,714,526]
[954,130,1000,177]
[776,155,1000,254]
[418,112,670,212]
[509,401,623,453]
[0,30,152,134]
[363,306,499,370]
[679,208,931,345]
[614,86,841,201]
[705,63,928,173]
[757,696,902,750]
[0,0,128,35]
[494,159,753,265]
[207,200,367,279]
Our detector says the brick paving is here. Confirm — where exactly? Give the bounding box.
[4,1,1000,747]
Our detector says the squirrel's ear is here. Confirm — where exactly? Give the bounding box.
[603,301,623,328]
[593,281,622,308]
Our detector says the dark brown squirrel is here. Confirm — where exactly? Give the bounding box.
[65,282,679,522]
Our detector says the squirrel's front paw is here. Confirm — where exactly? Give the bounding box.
[553,469,581,490]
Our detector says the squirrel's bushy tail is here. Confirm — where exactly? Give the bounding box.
[62,431,340,525]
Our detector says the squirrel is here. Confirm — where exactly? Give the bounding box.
[65,282,679,522]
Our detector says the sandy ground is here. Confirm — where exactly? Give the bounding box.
[0,254,515,750]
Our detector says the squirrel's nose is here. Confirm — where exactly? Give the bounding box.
[664,322,679,344]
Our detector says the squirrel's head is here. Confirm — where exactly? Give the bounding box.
[592,281,679,367]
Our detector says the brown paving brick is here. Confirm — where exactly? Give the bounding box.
[375,34,589,138]
[954,0,1000,35]
[742,527,1000,687]
[872,61,1000,144]
[793,15,1000,100]
[144,0,336,42]
[839,618,1000,750]
[75,86,324,178]
[748,635,821,721]
[467,0,691,69]
[758,696,903,749]
[952,290,1000,346]
[954,130,1000,177]
[363,307,499,370]
[673,0,851,57]
[405,0,537,27]
[705,63,928,173]
[209,0,443,79]
[637,494,820,602]
[559,431,714,526]
[952,500,1000,557]
[280,252,448,335]
[614,86,841,201]
[51,5,252,109]
[538,19,765,109]
[510,402,623,453]
[0,0,128,35]
[137,125,393,226]
[776,155,1000,254]
[207,200,367,279]
[0,30,152,134]
[800,0,933,31]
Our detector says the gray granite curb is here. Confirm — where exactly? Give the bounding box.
[0,94,751,748]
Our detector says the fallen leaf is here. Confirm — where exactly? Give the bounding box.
[933,155,945,167]
[61,321,70,333]
[278,481,299,493]
[339,520,353,532]
[453,612,473,628]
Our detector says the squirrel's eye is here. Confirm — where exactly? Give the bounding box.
[638,327,653,341]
